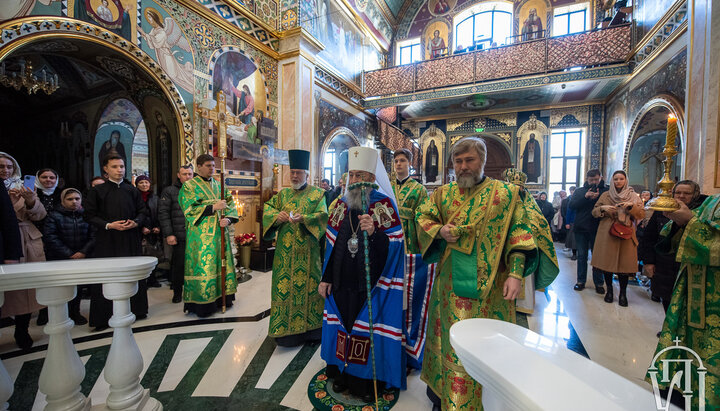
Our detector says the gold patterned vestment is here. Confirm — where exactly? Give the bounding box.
[416,178,558,410]
[647,194,720,409]
[263,185,328,338]
[179,176,238,304]
[391,177,429,254]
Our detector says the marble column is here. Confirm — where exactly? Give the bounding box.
[277,27,323,187]
[685,0,720,193]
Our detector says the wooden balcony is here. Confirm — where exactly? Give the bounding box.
[363,24,632,98]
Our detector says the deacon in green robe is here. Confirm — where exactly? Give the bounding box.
[647,194,720,410]
[179,154,238,318]
[263,150,328,346]
[391,148,428,254]
[416,138,558,411]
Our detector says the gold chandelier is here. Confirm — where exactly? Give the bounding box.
[0,58,59,95]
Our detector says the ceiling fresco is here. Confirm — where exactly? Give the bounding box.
[399,77,625,119]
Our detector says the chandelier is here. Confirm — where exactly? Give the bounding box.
[0,58,59,95]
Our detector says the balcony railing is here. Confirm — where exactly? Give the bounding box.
[0,257,159,411]
[363,24,632,98]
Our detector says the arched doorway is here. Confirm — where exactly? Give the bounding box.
[481,135,513,180]
[0,17,191,191]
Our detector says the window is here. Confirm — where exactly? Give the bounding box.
[553,3,590,36]
[323,149,335,185]
[548,128,585,194]
[397,39,422,65]
[454,2,513,52]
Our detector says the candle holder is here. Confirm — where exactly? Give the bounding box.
[647,114,680,212]
[231,190,253,283]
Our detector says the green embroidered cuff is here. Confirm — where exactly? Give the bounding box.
[508,252,526,280]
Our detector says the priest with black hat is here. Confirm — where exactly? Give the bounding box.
[263,149,329,346]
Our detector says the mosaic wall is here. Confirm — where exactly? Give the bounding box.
[364,64,415,96]
[318,99,372,149]
[604,48,687,176]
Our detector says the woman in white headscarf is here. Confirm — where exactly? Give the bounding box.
[591,170,644,307]
[0,152,46,349]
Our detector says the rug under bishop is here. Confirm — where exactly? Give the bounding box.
[307,368,400,411]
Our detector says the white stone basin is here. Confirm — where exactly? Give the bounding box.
[450,318,679,411]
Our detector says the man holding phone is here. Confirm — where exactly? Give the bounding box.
[84,153,148,331]
[569,169,608,292]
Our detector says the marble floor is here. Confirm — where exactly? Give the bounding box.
[0,245,667,410]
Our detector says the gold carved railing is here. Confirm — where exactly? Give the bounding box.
[363,24,632,98]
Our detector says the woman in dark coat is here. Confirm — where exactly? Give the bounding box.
[640,180,706,314]
[35,168,62,215]
[43,188,95,325]
[135,175,162,288]
[535,192,555,226]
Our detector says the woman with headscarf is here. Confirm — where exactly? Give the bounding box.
[535,192,555,227]
[0,152,46,349]
[135,175,162,287]
[35,168,62,215]
[640,180,706,318]
[43,188,96,325]
[591,170,645,307]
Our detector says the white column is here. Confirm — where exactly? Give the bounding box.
[35,286,90,411]
[0,292,12,411]
[102,282,161,411]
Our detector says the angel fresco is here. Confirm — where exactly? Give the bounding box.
[138,7,195,92]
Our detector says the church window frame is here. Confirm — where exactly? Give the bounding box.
[453,1,513,52]
[549,128,585,194]
[553,3,590,36]
[397,38,422,65]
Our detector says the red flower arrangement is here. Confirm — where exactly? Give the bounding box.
[234,232,256,246]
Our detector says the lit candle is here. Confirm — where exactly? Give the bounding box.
[666,114,677,148]
[239,202,244,217]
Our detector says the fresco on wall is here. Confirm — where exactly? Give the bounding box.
[139,5,195,94]
[0,0,60,21]
[428,0,456,16]
[518,0,547,41]
[628,131,681,193]
[211,50,268,159]
[73,0,136,41]
[308,0,381,84]
[424,20,450,59]
[318,99,370,149]
[94,121,135,178]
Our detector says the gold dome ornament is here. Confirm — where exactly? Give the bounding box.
[647,114,680,212]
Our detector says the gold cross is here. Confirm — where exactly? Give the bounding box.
[195,90,241,159]
[354,150,359,157]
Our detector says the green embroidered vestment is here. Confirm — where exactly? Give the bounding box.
[263,185,328,338]
[391,178,429,254]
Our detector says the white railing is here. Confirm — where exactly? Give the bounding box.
[450,318,679,411]
[0,257,162,411]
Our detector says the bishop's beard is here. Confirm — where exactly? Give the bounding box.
[291,182,305,190]
[457,168,483,189]
[346,186,371,211]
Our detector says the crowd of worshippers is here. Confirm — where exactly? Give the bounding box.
[1,136,717,410]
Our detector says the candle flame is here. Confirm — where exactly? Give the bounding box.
[668,113,676,120]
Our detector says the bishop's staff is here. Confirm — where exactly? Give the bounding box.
[197,91,239,313]
[350,180,381,411]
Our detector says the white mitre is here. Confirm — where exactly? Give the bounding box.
[348,146,378,174]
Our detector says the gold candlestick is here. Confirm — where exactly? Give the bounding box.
[647,113,680,212]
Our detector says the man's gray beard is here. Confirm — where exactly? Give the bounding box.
[346,187,371,210]
[291,181,305,190]
[457,170,483,189]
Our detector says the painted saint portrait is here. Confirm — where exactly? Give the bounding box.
[94,121,134,178]
[428,0,456,16]
[138,6,195,93]
[519,0,547,41]
[424,20,449,60]
[74,0,133,41]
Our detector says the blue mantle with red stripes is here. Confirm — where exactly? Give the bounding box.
[321,189,407,390]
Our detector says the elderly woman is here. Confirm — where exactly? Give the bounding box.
[0,152,46,349]
[135,175,162,287]
[591,170,644,307]
[640,181,706,315]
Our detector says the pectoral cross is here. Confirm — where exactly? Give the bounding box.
[196,91,241,159]
[354,150,359,157]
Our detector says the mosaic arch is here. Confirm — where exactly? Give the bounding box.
[0,17,194,164]
[623,94,686,179]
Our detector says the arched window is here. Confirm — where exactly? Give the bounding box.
[454,2,513,52]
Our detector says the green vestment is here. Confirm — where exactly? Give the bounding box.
[648,194,720,410]
[416,178,558,410]
[263,185,328,338]
[391,177,429,254]
[179,176,238,304]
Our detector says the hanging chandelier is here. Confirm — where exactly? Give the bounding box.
[0,58,59,95]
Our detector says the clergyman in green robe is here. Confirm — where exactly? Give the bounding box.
[415,138,558,411]
[263,149,328,346]
[179,154,238,318]
[647,194,720,410]
[391,148,428,254]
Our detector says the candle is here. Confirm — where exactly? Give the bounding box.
[666,114,677,147]
[238,203,244,217]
